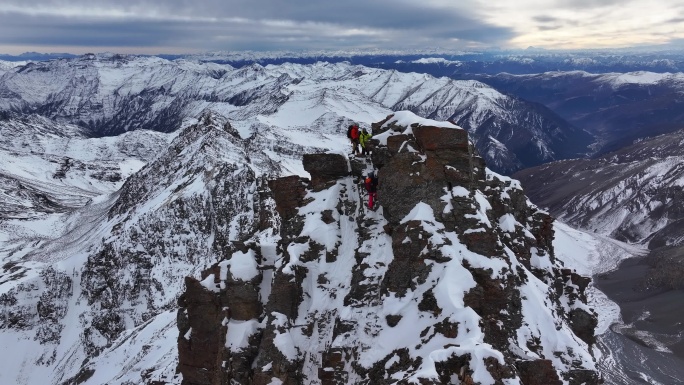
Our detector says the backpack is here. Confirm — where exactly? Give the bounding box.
[350,125,360,139]
[347,125,353,138]
[365,173,378,192]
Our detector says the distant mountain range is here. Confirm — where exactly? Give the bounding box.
[514,127,684,249]
[473,71,684,155]
[0,54,591,174]
[6,48,684,73]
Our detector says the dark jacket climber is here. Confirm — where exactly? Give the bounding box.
[364,172,378,210]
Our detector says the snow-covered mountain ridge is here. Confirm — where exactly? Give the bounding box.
[0,54,589,174]
[0,109,618,385]
[0,111,277,385]
[177,112,600,384]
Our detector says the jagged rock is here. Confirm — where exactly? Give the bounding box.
[516,359,563,385]
[349,158,367,178]
[381,220,433,297]
[176,112,600,385]
[377,123,485,225]
[569,308,598,346]
[177,276,227,385]
[567,369,602,385]
[303,153,348,190]
[268,175,308,220]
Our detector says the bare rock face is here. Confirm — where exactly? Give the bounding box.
[516,360,563,385]
[302,153,349,191]
[177,113,599,385]
[177,276,227,385]
[376,123,484,226]
[268,175,308,220]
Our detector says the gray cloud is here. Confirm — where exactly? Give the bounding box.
[553,0,632,8]
[538,25,562,31]
[0,0,516,53]
[533,15,559,23]
[0,13,188,48]
[532,14,580,32]
[666,17,684,24]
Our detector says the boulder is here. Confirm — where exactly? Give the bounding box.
[302,153,348,190]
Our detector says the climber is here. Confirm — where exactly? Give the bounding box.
[364,172,379,210]
[359,128,372,157]
[347,123,360,156]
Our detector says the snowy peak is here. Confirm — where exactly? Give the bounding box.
[0,55,589,173]
[109,111,251,218]
[178,113,600,385]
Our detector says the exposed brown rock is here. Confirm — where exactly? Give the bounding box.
[387,134,410,154]
[177,277,227,385]
[268,175,307,220]
[516,359,563,385]
[413,125,468,152]
[302,153,348,190]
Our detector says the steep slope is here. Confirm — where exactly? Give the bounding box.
[0,112,279,385]
[178,112,600,385]
[0,55,589,173]
[0,114,169,217]
[513,128,684,248]
[0,107,396,385]
[0,114,170,270]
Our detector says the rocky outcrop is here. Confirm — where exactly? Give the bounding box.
[176,276,228,385]
[177,112,599,384]
[302,153,349,191]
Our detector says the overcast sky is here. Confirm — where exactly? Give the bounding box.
[2,0,684,55]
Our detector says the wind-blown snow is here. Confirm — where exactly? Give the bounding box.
[383,110,463,130]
